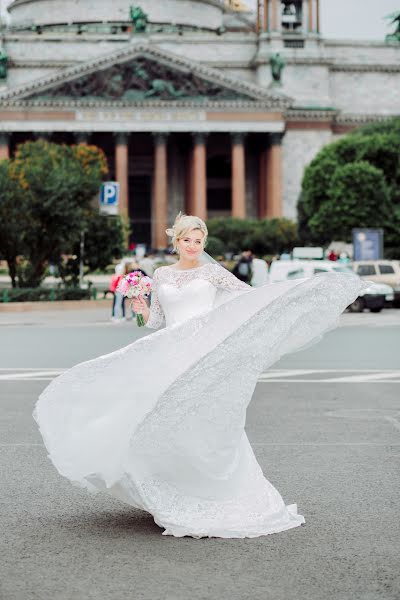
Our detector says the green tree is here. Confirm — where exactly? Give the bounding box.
[7,140,108,287]
[298,118,400,254]
[57,213,125,286]
[0,160,29,287]
[308,162,392,243]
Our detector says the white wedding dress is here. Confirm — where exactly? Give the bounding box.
[34,262,364,538]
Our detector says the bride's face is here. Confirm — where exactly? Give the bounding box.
[177,229,205,260]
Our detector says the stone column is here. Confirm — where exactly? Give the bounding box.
[271,0,280,31]
[231,133,246,219]
[266,133,283,218]
[259,0,269,32]
[258,147,267,218]
[115,133,129,222]
[316,0,320,33]
[308,0,314,33]
[185,145,194,215]
[263,0,270,32]
[152,133,168,250]
[191,133,207,221]
[0,133,10,161]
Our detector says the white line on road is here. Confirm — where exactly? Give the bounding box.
[0,371,64,380]
[2,442,400,447]
[257,379,400,383]
[322,371,400,382]
[258,369,318,379]
[1,369,400,384]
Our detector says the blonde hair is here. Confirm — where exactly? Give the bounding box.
[165,212,208,253]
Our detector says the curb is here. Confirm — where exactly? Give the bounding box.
[0,299,110,312]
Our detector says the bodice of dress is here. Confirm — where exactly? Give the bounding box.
[146,263,251,329]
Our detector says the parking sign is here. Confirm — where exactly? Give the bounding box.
[100,182,120,215]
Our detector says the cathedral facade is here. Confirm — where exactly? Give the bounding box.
[0,0,399,248]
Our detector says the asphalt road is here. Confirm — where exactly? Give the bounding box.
[1,307,399,600]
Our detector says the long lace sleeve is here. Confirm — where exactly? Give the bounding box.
[145,270,165,329]
[209,263,253,291]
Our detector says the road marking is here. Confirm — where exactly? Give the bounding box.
[258,379,400,383]
[1,368,400,384]
[0,443,43,447]
[258,369,317,379]
[251,442,400,446]
[0,371,64,380]
[3,442,400,448]
[322,371,400,383]
[0,368,65,371]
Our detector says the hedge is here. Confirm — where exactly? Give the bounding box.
[0,287,92,303]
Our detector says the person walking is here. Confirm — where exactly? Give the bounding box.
[232,249,253,284]
[109,263,125,322]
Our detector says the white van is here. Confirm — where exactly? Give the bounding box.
[268,259,353,283]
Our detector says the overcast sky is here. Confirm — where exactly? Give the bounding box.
[1,0,399,40]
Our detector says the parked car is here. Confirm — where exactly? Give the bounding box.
[352,260,400,307]
[348,282,394,313]
[268,259,389,313]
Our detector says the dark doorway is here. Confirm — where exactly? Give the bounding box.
[128,175,152,247]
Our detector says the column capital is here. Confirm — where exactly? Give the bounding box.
[231,132,247,145]
[269,132,284,146]
[114,132,130,145]
[191,132,208,145]
[152,132,169,145]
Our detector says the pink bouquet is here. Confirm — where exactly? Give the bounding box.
[117,270,153,327]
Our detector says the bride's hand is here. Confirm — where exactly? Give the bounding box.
[131,296,150,321]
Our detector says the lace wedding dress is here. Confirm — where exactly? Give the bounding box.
[34,263,364,538]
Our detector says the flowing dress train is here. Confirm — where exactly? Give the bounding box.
[33,263,365,538]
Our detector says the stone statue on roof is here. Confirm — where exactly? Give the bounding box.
[130,6,148,33]
[385,11,400,42]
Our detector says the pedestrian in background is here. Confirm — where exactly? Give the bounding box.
[109,263,125,322]
[233,250,253,284]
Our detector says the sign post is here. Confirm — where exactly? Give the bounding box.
[99,182,120,215]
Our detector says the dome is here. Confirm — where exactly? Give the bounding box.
[8,0,225,31]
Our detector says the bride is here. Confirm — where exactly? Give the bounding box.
[34,212,365,539]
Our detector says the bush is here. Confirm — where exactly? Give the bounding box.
[0,287,91,303]
[206,217,298,255]
[205,236,225,257]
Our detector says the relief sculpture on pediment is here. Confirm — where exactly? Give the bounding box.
[27,57,251,103]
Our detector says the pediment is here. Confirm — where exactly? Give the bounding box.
[0,42,292,109]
